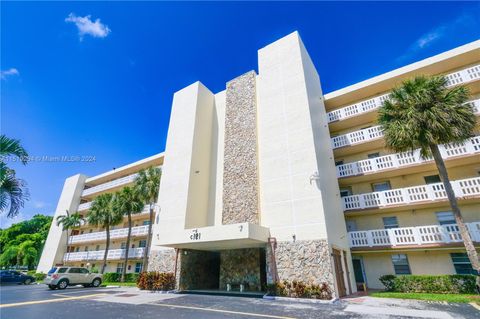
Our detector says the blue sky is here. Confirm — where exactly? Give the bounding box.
[1,2,479,228]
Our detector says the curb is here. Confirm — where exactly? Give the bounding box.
[263,295,338,304]
[469,302,480,311]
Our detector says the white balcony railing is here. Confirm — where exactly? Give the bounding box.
[78,202,151,214]
[327,64,480,123]
[69,225,149,244]
[63,247,146,262]
[331,125,383,149]
[82,173,138,197]
[342,177,480,211]
[349,222,480,248]
[337,136,480,178]
[331,99,480,150]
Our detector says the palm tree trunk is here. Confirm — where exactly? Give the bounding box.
[142,203,153,272]
[430,144,480,271]
[102,224,110,274]
[65,228,69,265]
[121,213,132,282]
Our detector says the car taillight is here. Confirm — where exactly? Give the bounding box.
[52,274,59,279]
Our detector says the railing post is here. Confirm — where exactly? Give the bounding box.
[440,225,451,244]
[366,231,373,247]
[451,180,463,197]
[387,229,396,247]
[412,227,422,245]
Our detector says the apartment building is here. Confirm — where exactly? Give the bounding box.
[37,153,164,274]
[324,39,480,289]
[38,32,479,295]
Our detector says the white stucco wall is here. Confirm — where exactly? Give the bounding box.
[37,174,86,273]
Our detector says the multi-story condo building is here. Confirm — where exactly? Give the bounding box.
[38,32,479,296]
[37,153,164,274]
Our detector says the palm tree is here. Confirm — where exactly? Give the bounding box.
[0,135,29,218]
[56,210,84,262]
[87,193,123,274]
[113,186,144,282]
[378,75,479,271]
[134,166,161,271]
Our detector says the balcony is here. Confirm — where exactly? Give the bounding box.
[78,202,150,214]
[331,98,480,150]
[342,177,480,211]
[337,136,480,178]
[63,247,146,262]
[327,64,480,123]
[69,225,149,244]
[349,222,480,249]
[82,173,138,197]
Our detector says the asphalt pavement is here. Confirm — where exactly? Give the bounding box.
[0,284,478,319]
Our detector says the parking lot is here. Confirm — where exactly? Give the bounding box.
[0,284,478,319]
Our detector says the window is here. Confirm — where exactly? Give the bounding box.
[335,160,344,166]
[383,217,399,229]
[372,181,391,192]
[79,268,89,274]
[95,245,100,251]
[120,242,126,249]
[391,254,411,275]
[116,263,123,273]
[142,220,150,225]
[58,268,68,274]
[451,253,476,275]
[367,152,380,159]
[436,212,456,225]
[135,262,142,273]
[340,187,352,197]
[68,268,81,273]
[84,246,88,252]
[75,247,80,252]
[424,175,441,184]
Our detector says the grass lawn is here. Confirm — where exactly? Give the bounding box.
[370,291,480,304]
[102,282,137,287]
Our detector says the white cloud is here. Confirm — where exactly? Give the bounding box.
[1,68,19,80]
[397,12,477,62]
[65,13,111,40]
[33,201,47,209]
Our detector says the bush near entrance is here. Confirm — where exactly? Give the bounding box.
[267,280,332,300]
[102,272,139,283]
[379,274,477,294]
[137,271,175,291]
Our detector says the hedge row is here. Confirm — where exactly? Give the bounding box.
[137,272,175,291]
[267,280,332,300]
[102,272,140,283]
[379,274,477,294]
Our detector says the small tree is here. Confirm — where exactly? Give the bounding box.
[134,166,161,271]
[113,187,144,282]
[378,75,479,271]
[56,210,84,263]
[87,193,122,274]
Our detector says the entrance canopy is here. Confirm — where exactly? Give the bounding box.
[156,222,270,250]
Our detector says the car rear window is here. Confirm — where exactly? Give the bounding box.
[58,268,68,273]
[48,267,57,274]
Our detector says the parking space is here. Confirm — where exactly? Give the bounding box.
[1,285,478,319]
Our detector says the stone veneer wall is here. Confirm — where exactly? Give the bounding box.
[267,240,335,292]
[219,248,265,291]
[147,249,176,273]
[222,71,259,225]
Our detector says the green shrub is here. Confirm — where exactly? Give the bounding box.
[379,275,396,291]
[33,272,46,282]
[137,272,175,291]
[378,275,477,294]
[267,280,332,300]
[90,267,99,273]
[102,272,139,283]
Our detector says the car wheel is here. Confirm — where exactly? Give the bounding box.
[48,285,56,290]
[57,279,68,290]
[24,278,32,285]
[91,278,101,287]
